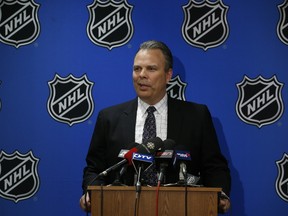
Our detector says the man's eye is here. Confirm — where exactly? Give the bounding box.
[133,67,141,72]
[148,67,157,71]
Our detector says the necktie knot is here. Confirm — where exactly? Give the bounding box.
[147,106,156,114]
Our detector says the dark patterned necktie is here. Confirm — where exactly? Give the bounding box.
[142,106,158,185]
[142,106,156,142]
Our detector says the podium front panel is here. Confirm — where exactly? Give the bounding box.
[88,186,221,216]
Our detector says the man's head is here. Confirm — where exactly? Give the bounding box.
[133,40,173,105]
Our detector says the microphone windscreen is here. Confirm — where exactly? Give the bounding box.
[123,147,138,165]
[118,142,140,158]
[163,139,176,150]
[141,137,164,154]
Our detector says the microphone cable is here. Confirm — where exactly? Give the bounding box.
[184,180,188,216]
[183,167,188,216]
[84,174,104,216]
[100,185,104,216]
[84,184,104,216]
[155,180,161,216]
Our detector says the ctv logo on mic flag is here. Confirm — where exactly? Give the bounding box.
[132,153,154,173]
[132,153,154,163]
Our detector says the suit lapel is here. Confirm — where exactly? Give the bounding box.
[167,98,183,140]
[121,99,138,142]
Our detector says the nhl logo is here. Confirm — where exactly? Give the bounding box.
[0,151,40,203]
[182,0,229,50]
[47,74,94,126]
[275,153,288,202]
[167,75,187,101]
[87,0,134,50]
[236,75,284,128]
[0,0,40,48]
[277,0,288,45]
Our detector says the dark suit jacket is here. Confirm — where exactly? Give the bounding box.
[82,97,231,195]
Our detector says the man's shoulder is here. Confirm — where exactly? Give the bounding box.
[168,97,206,109]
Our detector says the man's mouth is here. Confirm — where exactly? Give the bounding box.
[139,82,147,86]
[138,83,150,89]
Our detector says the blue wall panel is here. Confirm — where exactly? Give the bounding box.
[1,0,287,215]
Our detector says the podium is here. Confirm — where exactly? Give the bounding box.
[88,186,221,216]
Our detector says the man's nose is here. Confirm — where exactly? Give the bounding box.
[139,69,147,77]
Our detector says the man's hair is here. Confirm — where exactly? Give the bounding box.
[138,40,173,72]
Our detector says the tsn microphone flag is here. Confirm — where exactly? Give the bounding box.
[173,150,191,166]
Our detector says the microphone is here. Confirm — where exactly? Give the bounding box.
[98,143,141,177]
[140,136,164,155]
[132,152,154,173]
[111,143,139,186]
[173,145,191,183]
[98,137,164,178]
[131,137,164,191]
[131,137,164,173]
[155,139,176,183]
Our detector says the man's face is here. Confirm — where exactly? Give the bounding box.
[133,49,172,105]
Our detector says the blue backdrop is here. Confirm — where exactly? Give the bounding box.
[1,0,287,215]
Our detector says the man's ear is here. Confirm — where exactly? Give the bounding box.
[166,69,173,83]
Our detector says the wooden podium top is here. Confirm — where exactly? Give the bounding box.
[88,186,221,216]
[88,185,221,192]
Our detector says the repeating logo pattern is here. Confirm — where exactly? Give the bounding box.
[166,75,187,101]
[87,0,134,49]
[182,0,229,50]
[47,74,94,126]
[0,0,40,48]
[277,0,288,45]
[0,150,40,203]
[276,153,288,202]
[236,75,284,128]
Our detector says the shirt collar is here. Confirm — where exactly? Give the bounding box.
[138,94,168,116]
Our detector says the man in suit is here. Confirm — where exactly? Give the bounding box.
[80,40,231,213]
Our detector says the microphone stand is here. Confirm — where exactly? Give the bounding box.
[133,166,142,216]
[108,165,128,186]
[135,166,142,196]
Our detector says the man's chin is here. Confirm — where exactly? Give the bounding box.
[137,94,152,103]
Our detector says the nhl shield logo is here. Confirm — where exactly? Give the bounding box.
[275,153,288,202]
[0,151,40,203]
[47,74,94,126]
[166,75,187,101]
[0,0,40,48]
[236,75,284,128]
[182,0,229,50]
[87,0,134,50]
[277,0,288,45]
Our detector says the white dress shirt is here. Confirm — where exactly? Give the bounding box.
[135,94,168,144]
